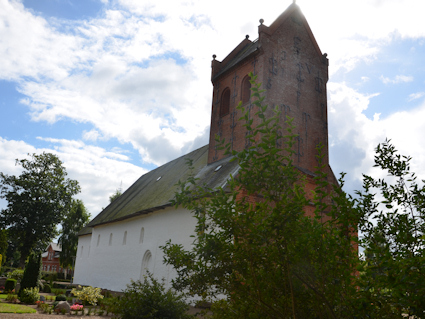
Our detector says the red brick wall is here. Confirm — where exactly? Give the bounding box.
[41,245,72,275]
[208,5,331,182]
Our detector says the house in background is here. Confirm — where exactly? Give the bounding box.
[41,243,72,276]
[73,2,337,292]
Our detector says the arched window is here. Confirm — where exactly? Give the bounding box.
[140,250,152,279]
[220,88,230,117]
[109,233,113,246]
[139,227,144,244]
[241,75,251,104]
[97,234,100,247]
[123,231,127,245]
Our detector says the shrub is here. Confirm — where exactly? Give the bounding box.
[5,278,17,292]
[55,294,67,301]
[53,288,66,295]
[19,252,41,297]
[7,269,24,281]
[115,272,191,319]
[19,287,40,304]
[43,283,52,293]
[6,292,18,303]
[71,285,104,306]
[40,302,52,313]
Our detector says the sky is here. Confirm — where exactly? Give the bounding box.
[1,0,425,219]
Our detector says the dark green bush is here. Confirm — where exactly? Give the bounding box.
[5,278,16,292]
[43,283,52,293]
[19,252,41,297]
[115,272,192,319]
[55,294,67,301]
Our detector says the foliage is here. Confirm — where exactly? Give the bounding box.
[42,283,52,293]
[58,199,90,268]
[71,285,104,306]
[356,139,425,318]
[0,229,7,266]
[19,251,41,296]
[7,269,23,281]
[115,272,192,319]
[55,294,67,301]
[6,292,17,302]
[0,302,37,313]
[52,288,66,295]
[5,279,16,292]
[19,287,40,304]
[0,152,80,267]
[162,73,360,318]
[109,188,122,203]
[39,302,52,313]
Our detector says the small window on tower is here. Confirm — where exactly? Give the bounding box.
[220,88,230,117]
[241,75,251,104]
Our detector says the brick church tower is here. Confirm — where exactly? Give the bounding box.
[207,2,335,190]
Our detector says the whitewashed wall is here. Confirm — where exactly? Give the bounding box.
[73,206,197,292]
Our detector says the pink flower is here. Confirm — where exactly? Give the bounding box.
[70,304,84,311]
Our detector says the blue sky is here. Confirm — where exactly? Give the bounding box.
[1,0,425,217]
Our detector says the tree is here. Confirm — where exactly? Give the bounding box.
[0,229,7,267]
[19,251,41,297]
[162,74,361,318]
[0,152,80,267]
[356,140,425,318]
[58,199,90,268]
[109,188,122,203]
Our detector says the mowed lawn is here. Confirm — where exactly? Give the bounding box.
[0,302,36,313]
[0,295,36,313]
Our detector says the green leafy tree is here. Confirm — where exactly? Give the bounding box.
[162,74,361,318]
[19,251,41,297]
[0,152,80,267]
[356,140,425,318]
[58,199,90,268]
[109,188,122,203]
[0,229,7,266]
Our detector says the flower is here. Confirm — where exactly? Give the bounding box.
[70,304,84,311]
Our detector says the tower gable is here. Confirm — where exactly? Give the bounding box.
[208,3,330,177]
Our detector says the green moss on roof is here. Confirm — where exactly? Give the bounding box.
[85,144,239,228]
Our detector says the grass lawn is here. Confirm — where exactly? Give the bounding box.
[0,294,7,299]
[0,302,36,313]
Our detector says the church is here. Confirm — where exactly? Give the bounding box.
[73,2,336,292]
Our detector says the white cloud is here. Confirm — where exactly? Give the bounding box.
[2,0,425,215]
[408,92,425,101]
[328,82,425,193]
[0,137,146,215]
[380,75,414,84]
[83,129,101,142]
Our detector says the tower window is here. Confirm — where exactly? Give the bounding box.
[220,88,230,117]
[241,75,251,104]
